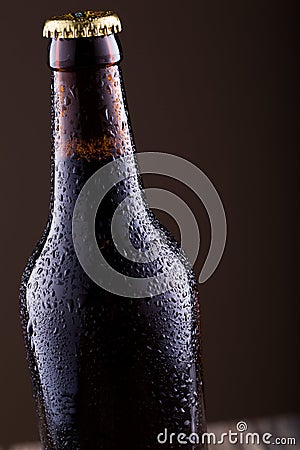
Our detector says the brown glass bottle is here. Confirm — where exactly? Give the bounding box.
[20,11,207,450]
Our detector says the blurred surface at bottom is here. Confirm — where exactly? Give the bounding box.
[5,414,300,449]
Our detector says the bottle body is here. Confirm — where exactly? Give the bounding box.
[20,32,206,450]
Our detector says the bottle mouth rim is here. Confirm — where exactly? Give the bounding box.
[47,32,123,71]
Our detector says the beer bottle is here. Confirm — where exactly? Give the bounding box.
[20,11,207,449]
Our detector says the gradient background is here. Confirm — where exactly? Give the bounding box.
[0,0,299,446]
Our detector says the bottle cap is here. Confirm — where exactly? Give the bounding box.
[43,11,122,39]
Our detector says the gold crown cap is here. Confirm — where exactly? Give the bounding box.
[43,11,122,39]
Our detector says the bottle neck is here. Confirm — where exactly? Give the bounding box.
[51,64,134,162]
[49,36,137,220]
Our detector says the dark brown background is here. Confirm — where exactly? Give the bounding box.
[0,0,299,446]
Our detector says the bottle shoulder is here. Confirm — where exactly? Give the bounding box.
[20,205,197,306]
[20,219,52,289]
